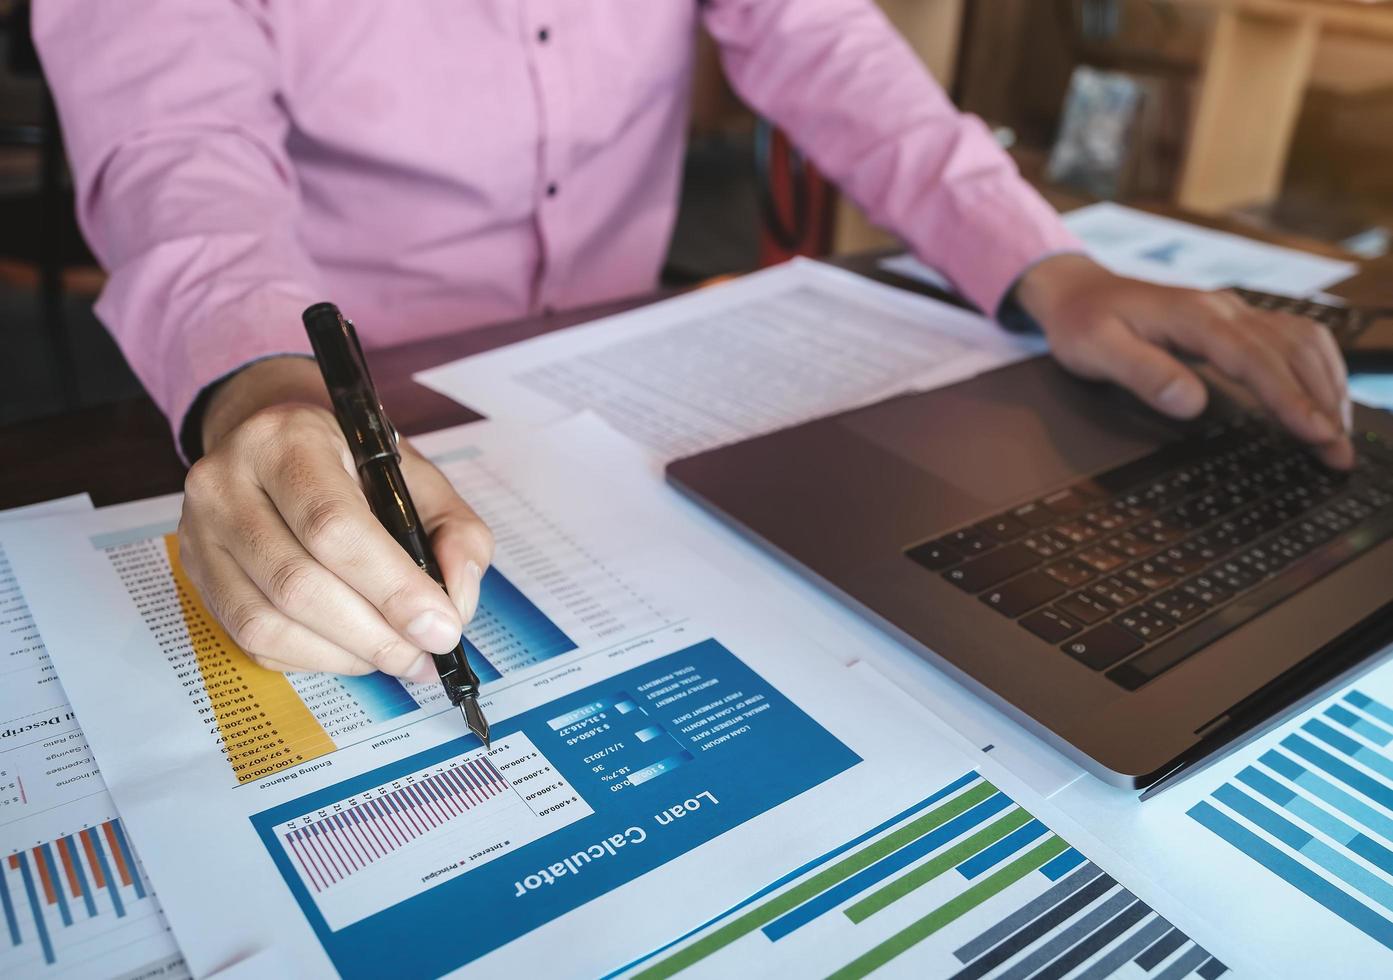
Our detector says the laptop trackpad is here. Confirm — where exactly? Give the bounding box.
[837,358,1182,513]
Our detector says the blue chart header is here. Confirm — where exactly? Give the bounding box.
[250,639,861,978]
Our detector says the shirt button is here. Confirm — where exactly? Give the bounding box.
[537,26,549,43]
[546,182,558,198]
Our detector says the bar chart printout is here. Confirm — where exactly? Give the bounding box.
[625,771,1226,980]
[250,640,861,979]
[270,733,592,931]
[0,818,178,974]
[1189,687,1393,952]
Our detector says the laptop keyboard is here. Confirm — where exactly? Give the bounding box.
[906,421,1393,690]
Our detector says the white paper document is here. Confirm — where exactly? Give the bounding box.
[1,494,188,980]
[413,258,1043,465]
[880,203,1358,299]
[5,423,1223,979]
[1049,651,1393,979]
[1062,203,1356,295]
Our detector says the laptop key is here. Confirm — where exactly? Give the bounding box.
[980,570,1067,617]
[1012,501,1057,528]
[1062,622,1143,670]
[906,538,961,571]
[1055,592,1111,625]
[976,513,1029,542]
[944,542,1039,592]
[1022,532,1072,560]
[1088,576,1143,609]
[948,528,993,556]
[1149,591,1207,624]
[1021,608,1083,643]
[1043,487,1093,515]
[1044,559,1094,588]
[1076,546,1125,574]
[1115,607,1176,642]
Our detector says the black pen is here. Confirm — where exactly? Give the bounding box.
[302,302,491,747]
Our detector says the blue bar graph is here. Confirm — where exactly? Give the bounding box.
[760,792,1014,941]
[58,837,97,919]
[462,568,577,680]
[109,820,145,901]
[1326,703,1393,747]
[1039,848,1087,882]
[13,852,54,966]
[1347,690,1393,728]
[0,858,18,945]
[1189,687,1393,953]
[2,820,155,968]
[956,819,1048,880]
[37,844,72,926]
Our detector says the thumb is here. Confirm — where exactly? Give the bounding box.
[1057,317,1208,420]
[401,446,495,626]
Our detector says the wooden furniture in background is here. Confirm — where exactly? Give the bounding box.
[1177,0,1393,214]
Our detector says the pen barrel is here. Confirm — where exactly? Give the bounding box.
[359,458,484,701]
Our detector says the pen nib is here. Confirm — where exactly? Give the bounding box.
[460,695,491,749]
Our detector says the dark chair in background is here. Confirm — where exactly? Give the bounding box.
[0,0,98,411]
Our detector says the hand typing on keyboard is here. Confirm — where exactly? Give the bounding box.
[1012,254,1354,471]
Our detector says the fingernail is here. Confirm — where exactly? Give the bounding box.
[465,559,483,581]
[406,610,461,653]
[1157,377,1200,417]
[1341,398,1353,433]
[403,653,438,684]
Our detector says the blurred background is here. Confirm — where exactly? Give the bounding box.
[3,0,1391,428]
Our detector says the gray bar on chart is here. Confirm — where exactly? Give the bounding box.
[995,890,1135,980]
[1154,944,1211,980]
[1073,914,1173,980]
[1196,955,1228,979]
[1032,899,1150,980]
[1136,927,1188,970]
[953,862,1105,963]
[951,874,1119,980]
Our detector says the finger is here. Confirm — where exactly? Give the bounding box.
[180,529,375,676]
[249,426,465,654]
[1272,313,1342,430]
[1053,316,1208,418]
[217,496,441,678]
[1309,317,1352,432]
[1152,301,1338,446]
[402,444,495,624]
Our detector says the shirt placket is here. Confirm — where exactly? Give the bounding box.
[523,0,569,315]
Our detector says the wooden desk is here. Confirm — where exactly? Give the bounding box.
[1175,0,1393,214]
[2,242,1389,513]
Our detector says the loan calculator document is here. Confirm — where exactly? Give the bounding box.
[413,258,1043,466]
[6,422,1230,979]
[1,494,188,980]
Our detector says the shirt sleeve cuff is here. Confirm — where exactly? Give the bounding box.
[903,169,1086,321]
[176,351,317,464]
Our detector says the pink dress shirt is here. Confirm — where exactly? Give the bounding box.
[35,0,1079,453]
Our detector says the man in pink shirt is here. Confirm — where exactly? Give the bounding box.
[37,1,1352,684]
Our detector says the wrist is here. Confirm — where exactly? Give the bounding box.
[201,356,330,453]
[1011,253,1112,332]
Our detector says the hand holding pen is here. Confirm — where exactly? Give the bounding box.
[175,337,494,721]
[302,303,494,742]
